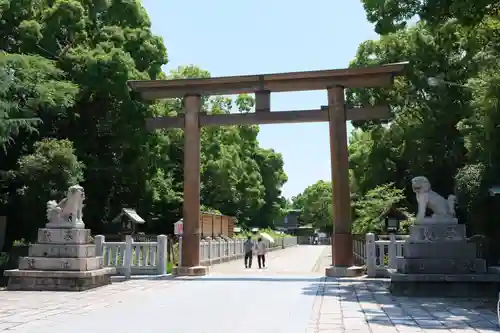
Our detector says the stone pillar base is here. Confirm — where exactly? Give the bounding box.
[332,233,353,266]
[325,265,364,277]
[173,266,209,276]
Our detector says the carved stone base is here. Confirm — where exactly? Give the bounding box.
[18,256,104,271]
[396,258,487,274]
[390,220,499,297]
[4,267,115,291]
[37,228,90,244]
[414,217,458,225]
[29,243,96,258]
[389,271,500,297]
[173,266,208,276]
[4,226,115,291]
[403,241,476,259]
[325,265,364,277]
[408,224,466,241]
[45,221,85,229]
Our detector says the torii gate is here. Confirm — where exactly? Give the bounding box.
[127,62,406,276]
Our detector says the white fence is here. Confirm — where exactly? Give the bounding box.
[95,234,168,279]
[95,235,298,279]
[182,236,298,266]
[353,233,406,278]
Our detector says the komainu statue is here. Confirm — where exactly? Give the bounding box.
[46,185,85,228]
[411,176,457,224]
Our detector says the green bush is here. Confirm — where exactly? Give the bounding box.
[0,252,8,266]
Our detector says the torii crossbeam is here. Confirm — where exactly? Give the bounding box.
[127,62,407,277]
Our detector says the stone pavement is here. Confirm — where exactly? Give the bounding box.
[0,245,499,332]
[308,278,499,333]
[209,244,328,275]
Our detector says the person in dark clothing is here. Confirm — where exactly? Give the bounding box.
[243,236,254,268]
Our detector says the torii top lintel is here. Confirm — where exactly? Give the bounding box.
[127,62,408,100]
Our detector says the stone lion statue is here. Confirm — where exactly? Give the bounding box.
[411,176,457,224]
[46,185,85,228]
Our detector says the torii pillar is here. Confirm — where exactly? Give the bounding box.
[126,62,407,277]
[325,86,355,277]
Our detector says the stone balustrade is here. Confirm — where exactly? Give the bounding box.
[95,235,168,279]
[96,235,298,278]
[353,233,406,278]
[193,237,298,265]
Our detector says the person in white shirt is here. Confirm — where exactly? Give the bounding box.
[255,237,267,269]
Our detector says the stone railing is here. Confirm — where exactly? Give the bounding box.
[95,235,298,278]
[366,233,406,277]
[95,235,168,279]
[352,233,406,278]
[180,237,298,266]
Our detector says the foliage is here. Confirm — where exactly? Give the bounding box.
[292,179,411,235]
[0,252,8,266]
[353,183,412,235]
[0,52,78,149]
[17,139,85,196]
[361,0,500,34]
[9,139,84,241]
[292,181,332,231]
[344,4,500,243]
[0,0,288,245]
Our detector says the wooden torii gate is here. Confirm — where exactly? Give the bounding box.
[127,62,406,276]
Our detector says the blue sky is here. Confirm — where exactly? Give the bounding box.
[141,0,379,199]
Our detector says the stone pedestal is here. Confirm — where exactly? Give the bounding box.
[173,266,208,276]
[325,265,364,277]
[389,222,500,297]
[4,228,115,291]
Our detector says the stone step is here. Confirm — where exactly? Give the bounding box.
[409,224,466,241]
[388,271,500,297]
[396,257,486,274]
[29,243,96,258]
[4,267,116,291]
[403,241,477,259]
[37,228,91,245]
[18,256,104,271]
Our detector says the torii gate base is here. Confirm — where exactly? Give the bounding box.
[127,63,406,277]
[173,266,208,276]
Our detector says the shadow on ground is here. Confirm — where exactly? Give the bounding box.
[109,274,498,330]
[172,276,324,283]
[302,278,498,330]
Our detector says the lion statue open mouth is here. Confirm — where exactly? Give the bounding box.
[411,176,457,224]
[46,185,85,228]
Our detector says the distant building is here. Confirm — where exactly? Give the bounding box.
[276,209,311,235]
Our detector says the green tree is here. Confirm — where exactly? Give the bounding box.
[0,52,78,149]
[0,0,168,235]
[0,0,289,241]
[361,0,500,34]
[292,180,332,231]
[348,3,500,244]
[353,183,411,235]
[11,139,84,242]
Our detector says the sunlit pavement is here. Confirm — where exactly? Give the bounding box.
[0,245,498,332]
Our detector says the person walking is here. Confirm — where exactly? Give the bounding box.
[255,237,267,269]
[243,236,254,268]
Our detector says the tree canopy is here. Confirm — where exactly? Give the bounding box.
[1,0,499,251]
[0,0,288,247]
[292,5,499,242]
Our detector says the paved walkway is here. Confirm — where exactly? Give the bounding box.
[0,245,499,332]
[209,244,328,275]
